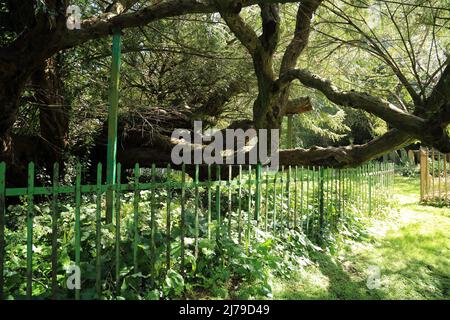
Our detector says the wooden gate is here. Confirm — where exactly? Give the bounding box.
[420,148,450,204]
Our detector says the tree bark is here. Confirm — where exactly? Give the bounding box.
[31,55,70,171]
[86,124,412,182]
[279,129,414,167]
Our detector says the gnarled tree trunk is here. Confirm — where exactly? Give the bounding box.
[32,55,70,171]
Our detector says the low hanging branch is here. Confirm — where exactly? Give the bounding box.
[280,129,414,167]
[107,126,412,176]
[277,68,427,135]
[277,68,450,152]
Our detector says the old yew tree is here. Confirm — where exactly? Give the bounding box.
[0,0,448,181]
[1,0,450,304]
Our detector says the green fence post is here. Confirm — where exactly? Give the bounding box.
[228,165,233,236]
[318,167,325,241]
[294,166,298,230]
[338,169,342,221]
[359,167,363,212]
[194,164,199,258]
[215,166,221,232]
[305,167,310,234]
[105,33,122,224]
[95,163,102,298]
[373,163,376,211]
[150,164,156,285]
[368,163,372,216]
[51,163,59,299]
[333,168,338,229]
[286,166,291,229]
[332,168,336,220]
[246,166,252,252]
[438,153,441,205]
[300,167,304,230]
[255,163,261,222]
[350,167,354,205]
[384,162,388,191]
[391,163,393,193]
[376,162,380,210]
[325,168,330,226]
[392,163,395,195]
[75,163,82,300]
[341,169,346,221]
[280,166,285,229]
[429,152,434,202]
[26,162,34,299]
[377,162,381,210]
[166,164,172,273]
[311,166,316,236]
[374,162,380,210]
[180,164,186,279]
[362,165,366,212]
[0,162,5,300]
[264,167,269,232]
[237,165,243,243]
[115,163,122,296]
[133,164,140,274]
[207,165,212,240]
[272,169,278,232]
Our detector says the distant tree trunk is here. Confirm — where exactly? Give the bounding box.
[32,55,70,172]
[0,55,32,182]
[0,53,69,184]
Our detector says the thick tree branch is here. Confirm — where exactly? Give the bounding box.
[59,0,300,50]
[259,4,280,54]
[278,68,427,137]
[424,60,450,116]
[111,127,413,172]
[280,0,323,75]
[277,0,322,118]
[218,12,262,57]
[279,129,414,167]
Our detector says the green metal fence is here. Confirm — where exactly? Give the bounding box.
[0,161,394,300]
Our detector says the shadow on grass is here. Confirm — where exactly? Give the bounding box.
[314,252,386,300]
[275,251,386,300]
[274,176,449,300]
[276,222,449,300]
[373,224,449,299]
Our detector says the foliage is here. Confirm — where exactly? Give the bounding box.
[2,166,394,300]
[2,194,318,300]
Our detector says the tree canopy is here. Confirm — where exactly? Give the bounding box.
[0,0,449,181]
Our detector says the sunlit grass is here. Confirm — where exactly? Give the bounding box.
[272,176,450,300]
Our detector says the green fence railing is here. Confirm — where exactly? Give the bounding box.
[0,161,394,300]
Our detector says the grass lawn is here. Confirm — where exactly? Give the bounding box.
[272,176,450,300]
